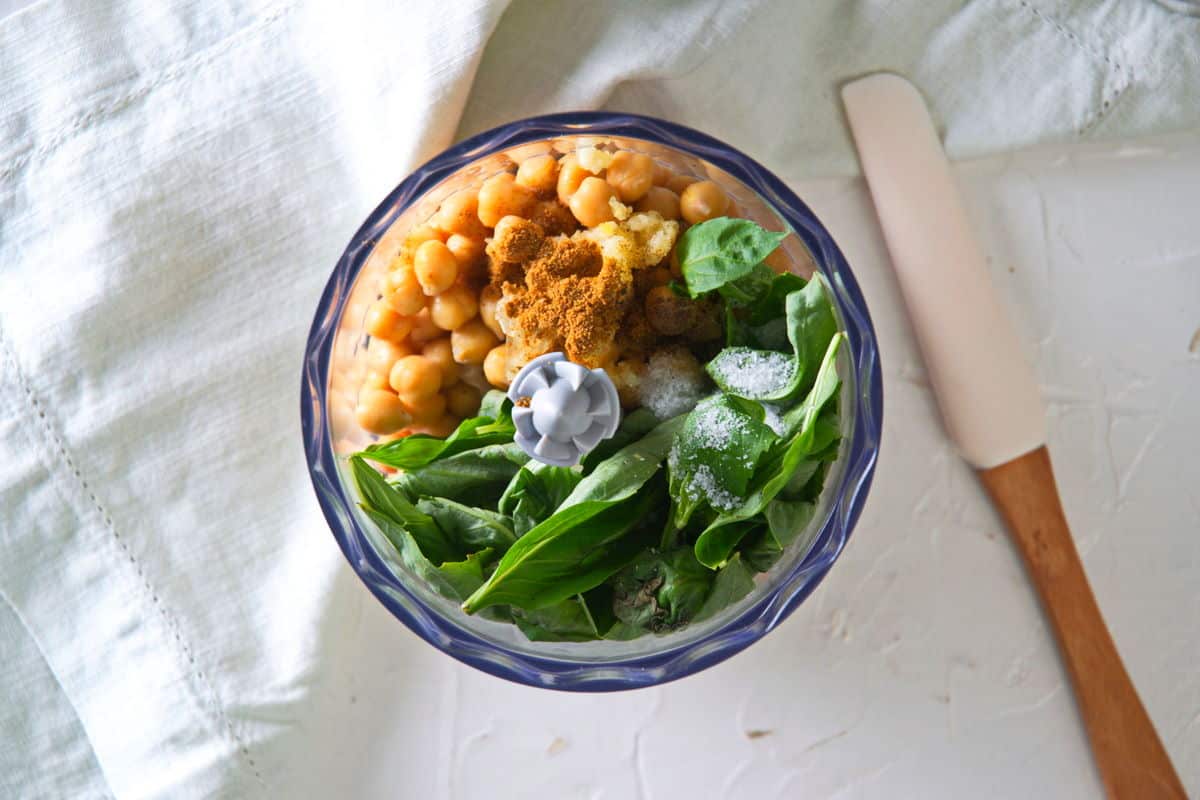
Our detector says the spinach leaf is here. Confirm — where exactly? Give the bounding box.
[746,272,808,327]
[417,496,516,554]
[678,218,787,297]
[462,477,665,613]
[358,408,514,470]
[498,462,583,537]
[462,418,682,614]
[706,278,837,403]
[390,443,528,507]
[361,507,486,602]
[693,554,757,622]
[350,456,461,565]
[581,408,660,470]
[693,334,843,568]
[667,394,776,528]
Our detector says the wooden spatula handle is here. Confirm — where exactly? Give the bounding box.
[979,446,1187,799]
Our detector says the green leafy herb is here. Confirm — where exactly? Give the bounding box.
[667,395,776,528]
[463,478,664,613]
[706,278,837,403]
[359,410,514,470]
[498,462,584,537]
[717,261,775,306]
[350,456,461,565]
[361,507,487,602]
[390,443,528,507]
[417,496,516,554]
[740,500,817,572]
[693,333,843,568]
[581,408,660,470]
[693,554,757,622]
[462,418,684,613]
[511,588,615,641]
[678,218,787,297]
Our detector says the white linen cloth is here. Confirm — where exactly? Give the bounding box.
[1,1,1197,797]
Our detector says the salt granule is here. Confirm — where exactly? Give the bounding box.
[710,349,793,396]
[640,351,707,419]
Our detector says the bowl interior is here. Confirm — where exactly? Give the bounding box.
[305,116,881,689]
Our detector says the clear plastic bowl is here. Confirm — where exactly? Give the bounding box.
[301,112,883,691]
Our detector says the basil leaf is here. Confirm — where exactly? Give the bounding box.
[581,408,660,470]
[390,443,528,508]
[359,409,514,470]
[740,500,817,572]
[746,272,807,327]
[498,462,583,537]
[417,496,516,554]
[462,479,664,613]
[511,587,614,642]
[361,507,486,602]
[693,334,843,568]
[706,278,837,403]
[678,218,787,297]
[717,261,775,306]
[477,389,509,420]
[350,456,461,565]
[462,419,682,614]
[693,554,757,622]
[667,394,776,528]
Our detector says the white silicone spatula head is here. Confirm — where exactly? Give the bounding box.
[841,73,1045,468]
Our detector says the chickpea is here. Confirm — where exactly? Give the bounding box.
[452,319,500,364]
[644,285,693,336]
[647,266,672,286]
[478,285,505,338]
[634,186,681,220]
[408,308,442,344]
[366,338,412,373]
[530,199,577,236]
[385,265,426,315]
[365,302,414,343]
[482,343,509,388]
[430,285,478,331]
[399,390,448,424]
[765,244,791,274]
[389,354,442,397]
[652,161,673,186]
[515,154,560,198]
[355,388,410,435]
[477,172,536,227]
[606,151,655,203]
[361,369,390,390]
[569,177,617,228]
[556,153,591,205]
[421,337,461,387]
[433,190,489,240]
[446,381,483,418]
[680,180,730,224]
[402,225,443,255]
[665,173,697,195]
[445,233,485,272]
[410,414,461,438]
[491,215,545,263]
[414,240,459,295]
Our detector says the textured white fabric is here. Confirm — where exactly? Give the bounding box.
[1,1,1198,798]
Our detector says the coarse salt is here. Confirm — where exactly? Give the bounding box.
[710,349,793,396]
[640,350,707,419]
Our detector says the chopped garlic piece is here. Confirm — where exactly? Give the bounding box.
[576,146,613,174]
[609,196,632,221]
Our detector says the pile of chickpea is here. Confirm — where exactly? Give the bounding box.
[353,143,736,440]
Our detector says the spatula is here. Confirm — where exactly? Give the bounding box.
[842,73,1186,800]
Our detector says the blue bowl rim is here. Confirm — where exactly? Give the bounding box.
[301,110,883,692]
